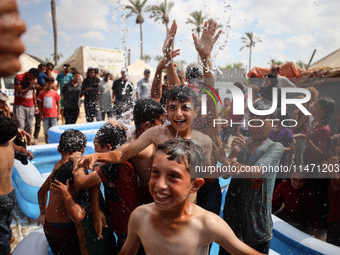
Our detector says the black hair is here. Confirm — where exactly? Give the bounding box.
[234,82,246,93]
[317,96,335,125]
[94,68,99,74]
[51,160,74,185]
[63,64,70,68]
[156,138,204,173]
[44,76,55,83]
[95,124,127,150]
[164,74,167,80]
[167,85,197,109]
[59,129,87,153]
[28,68,40,78]
[71,67,77,71]
[0,116,19,144]
[46,62,54,69]
[265,73,278,87]
[72,71,80,76]
[38,64,45,69]
[133,99,165,129]
[252,99,277,119]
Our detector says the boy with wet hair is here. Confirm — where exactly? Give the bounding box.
[75,85,212,175]
[73,124,142,253]
[130,99,165,203]
[0,116,33,255]
[36,129,87,255]
[216,99,284,254]
[119,138,264,255]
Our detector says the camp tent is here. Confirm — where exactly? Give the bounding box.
[127,59,156,86]
[55,46,125,77]
[18,53,41,73]
[309,48,340,69]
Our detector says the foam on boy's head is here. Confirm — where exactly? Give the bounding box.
[95,123,127,150]
[133,99,165,129]
[59,129,87,153]
[51,160,74,185]
[156,138,204,172]
[0,115,18,144]
[167,85,197,109]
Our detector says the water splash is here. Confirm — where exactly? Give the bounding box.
[212,1,232,80]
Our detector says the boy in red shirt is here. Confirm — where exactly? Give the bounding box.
[37,76,61,143]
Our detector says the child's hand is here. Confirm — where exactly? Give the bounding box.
[33,214,46,226]
[51,179,70,197]
[231,135,247,153]
[192,19,222,60]
[77,154,99,171]
[212,135,229,164]
[92,209,108,240]
[162,21,177,57]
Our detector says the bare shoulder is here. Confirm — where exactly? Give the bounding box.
[191,130,211,144]
[130,204,153,223]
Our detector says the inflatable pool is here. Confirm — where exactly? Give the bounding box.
[12,146,340,254]
[12,143,95,220]
[47,121,107,143]
[209,186,340,255]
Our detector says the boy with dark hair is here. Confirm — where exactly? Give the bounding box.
[0,116,33,255]
[56,63,73,125]
[62,71,83,124]
[216,99,284,254]
[37,76,61,143]
[130,99,165,203]
[35,129,87,255]
[76,85,212,178]
[14,67,40,139]
[119,139,264,255]
[73,124,142,253]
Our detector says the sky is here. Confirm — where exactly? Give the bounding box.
[17,0,340,73]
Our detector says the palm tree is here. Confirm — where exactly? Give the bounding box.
[268,59,284,66]
[186,11,208,42]
[154,55,163,62]
[126,0,148,60]
[51,0,58,65]
[239,32,262,73]
[146,0,174,34]
[186,11,207,62]
[143,54,151,64]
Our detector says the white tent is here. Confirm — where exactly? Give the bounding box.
[55,46,125,77]
[127,59,156,86]
[310,48,340,69]
[18,53,41,73]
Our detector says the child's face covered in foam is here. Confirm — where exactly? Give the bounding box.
[149,151,194,211]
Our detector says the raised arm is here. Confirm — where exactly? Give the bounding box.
[151,49,180,101]
[192,19,222,83]
[162,21,181,87]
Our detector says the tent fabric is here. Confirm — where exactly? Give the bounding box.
[247,62,302,79]
[18,53,41,73]
[55,46,125,77]
[309,48,340,69]
[127,59,156,86]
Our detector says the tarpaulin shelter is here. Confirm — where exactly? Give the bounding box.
[127,59,156,86]
[309,48,340,69]
[55,46,125,77]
